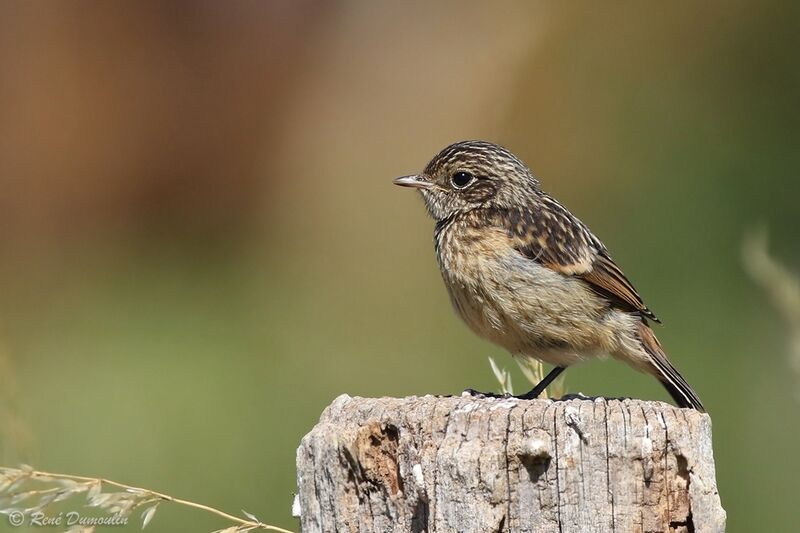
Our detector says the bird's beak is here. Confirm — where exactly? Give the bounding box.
[393,174,433,190]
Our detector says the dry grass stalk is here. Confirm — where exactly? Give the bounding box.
[742,227,800,402]
[0,465,295,533]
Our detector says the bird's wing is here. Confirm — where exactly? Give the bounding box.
[507,196,660,323]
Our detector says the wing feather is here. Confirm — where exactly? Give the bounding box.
[504,196,659,323]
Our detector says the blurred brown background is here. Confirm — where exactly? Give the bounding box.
[1,1,798,531]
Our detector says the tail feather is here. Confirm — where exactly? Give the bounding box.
[638,323,705,412]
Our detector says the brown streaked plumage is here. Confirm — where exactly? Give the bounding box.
[394,140,704,411]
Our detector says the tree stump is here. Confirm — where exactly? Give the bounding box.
[295,394,725,533]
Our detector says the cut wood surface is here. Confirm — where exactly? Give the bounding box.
[296,395,725,533]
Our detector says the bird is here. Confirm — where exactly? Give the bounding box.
[393,140,704,411]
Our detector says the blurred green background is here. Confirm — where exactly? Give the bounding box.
[1,1,798,531]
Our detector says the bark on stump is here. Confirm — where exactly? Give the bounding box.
[296,394,725,533]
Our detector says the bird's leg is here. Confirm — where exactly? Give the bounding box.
[515,366,566,400]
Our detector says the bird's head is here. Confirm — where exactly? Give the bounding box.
[394,140,540,221]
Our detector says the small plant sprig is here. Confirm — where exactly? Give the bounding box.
[0,465,295,533]
[488,357,515,395]
[489,356,566,399]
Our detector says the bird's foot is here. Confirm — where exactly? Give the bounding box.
[559,392,590,401]
[514,388,544,400]
[462,388,510,399]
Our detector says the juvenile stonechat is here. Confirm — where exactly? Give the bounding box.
[394,140,704,411]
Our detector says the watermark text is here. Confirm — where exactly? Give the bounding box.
[7,510,129,528]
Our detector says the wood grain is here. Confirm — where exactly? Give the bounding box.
[296,395,725,533]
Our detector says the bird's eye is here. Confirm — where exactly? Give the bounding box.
[451,171,474,189]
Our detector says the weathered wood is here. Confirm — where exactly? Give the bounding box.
[296,395,725,533]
